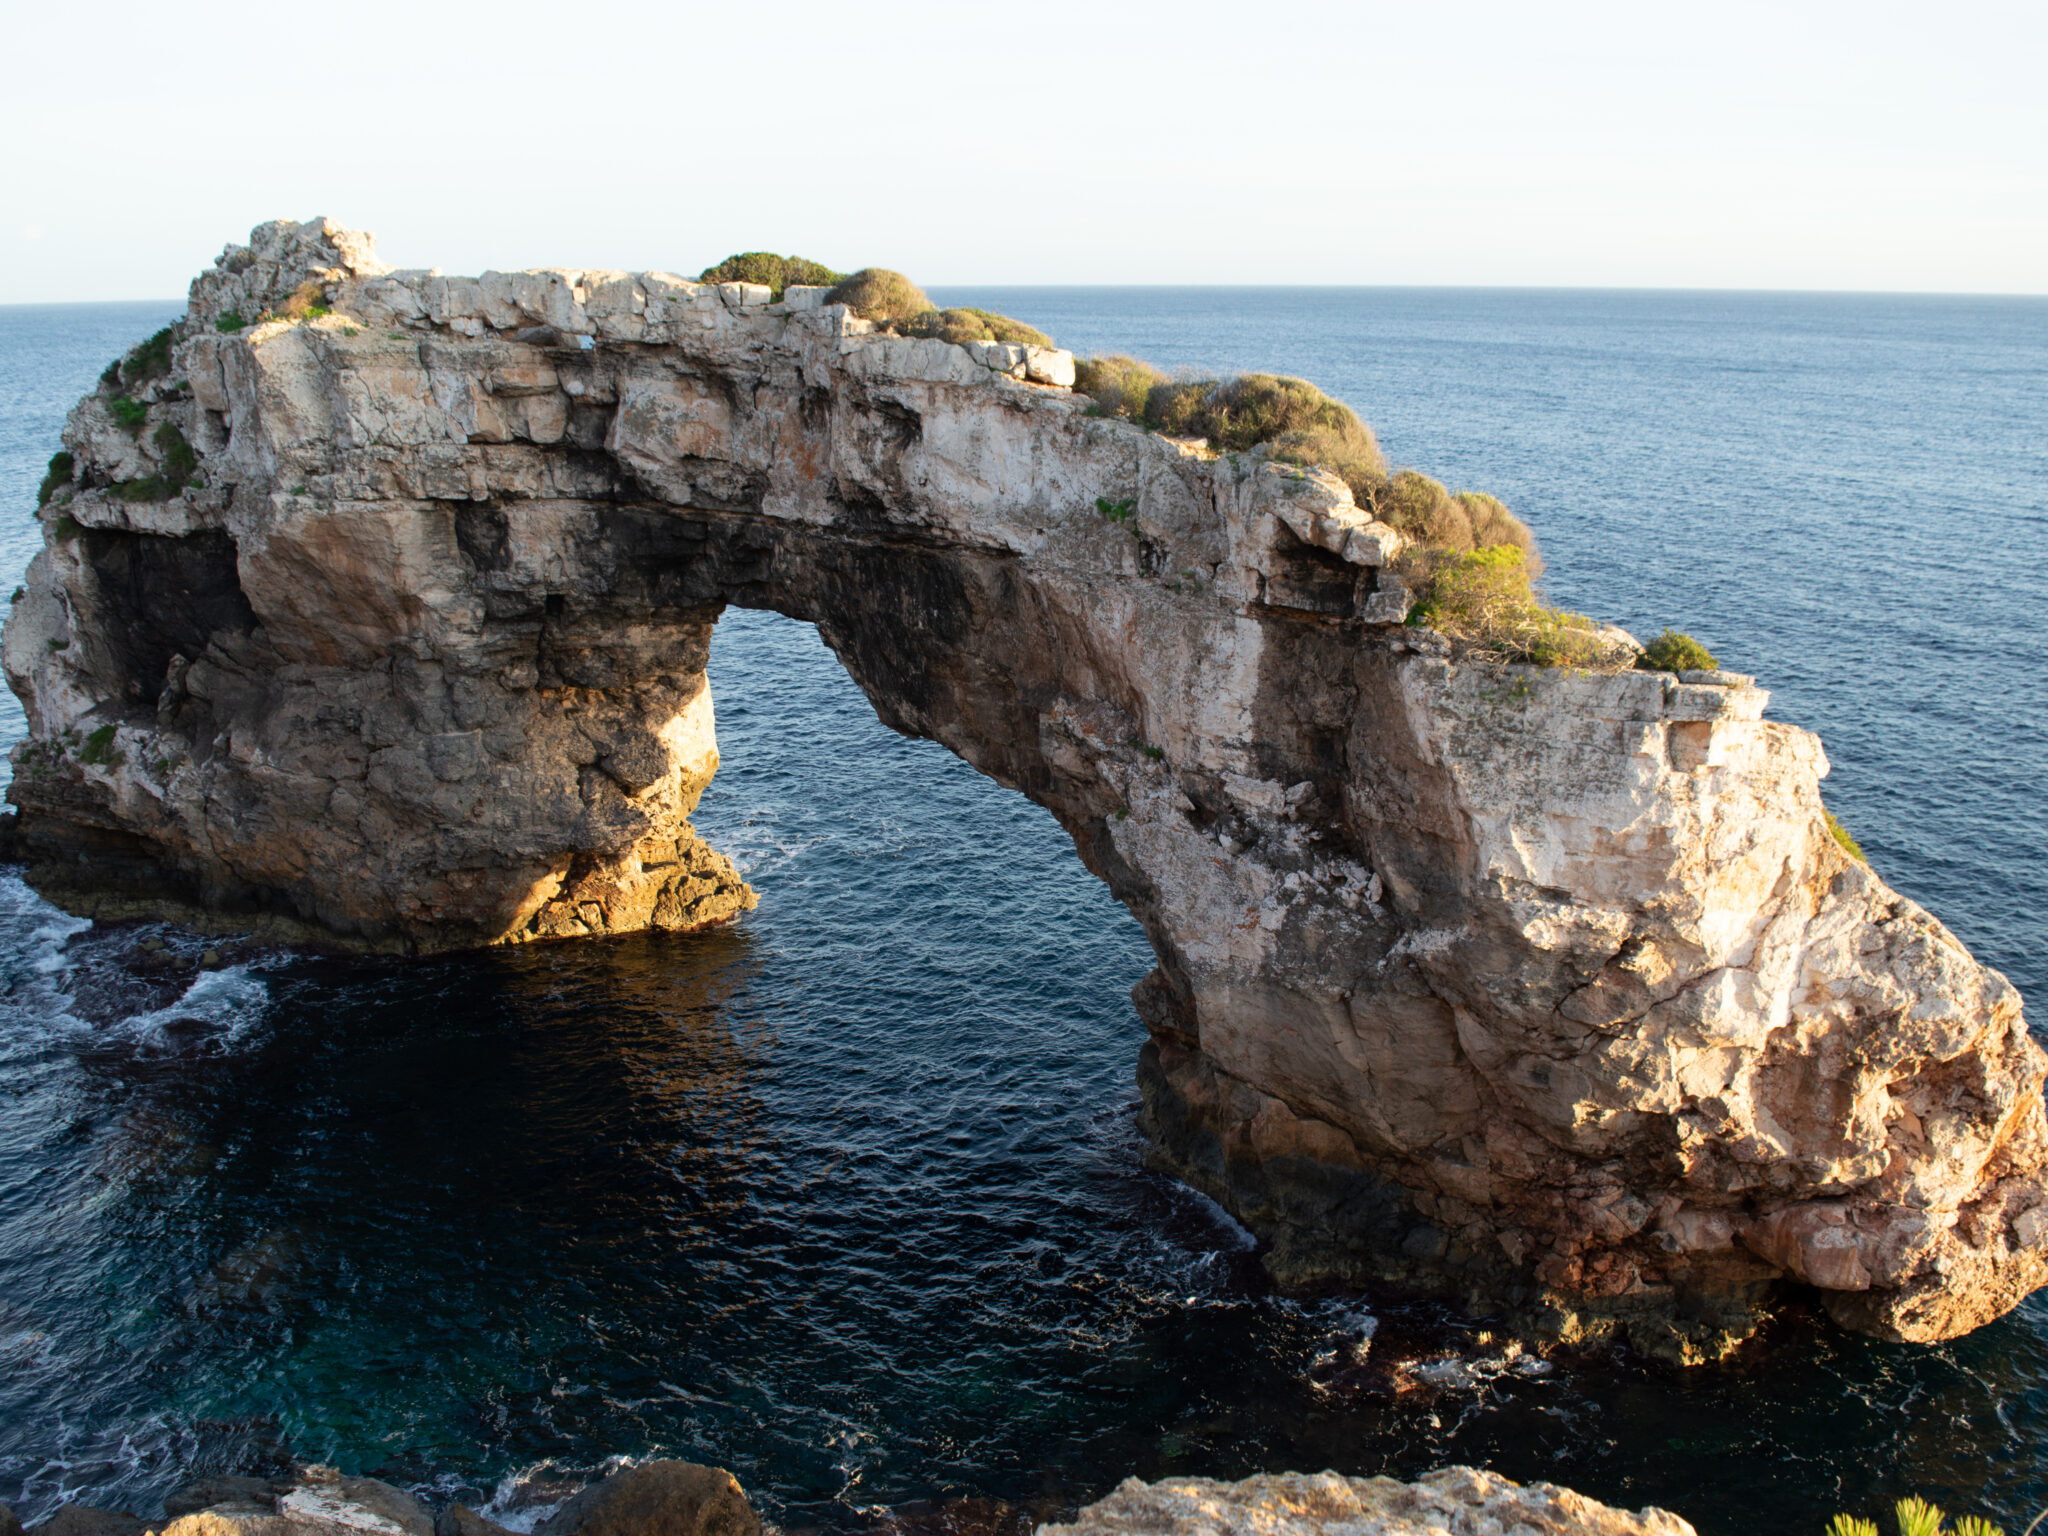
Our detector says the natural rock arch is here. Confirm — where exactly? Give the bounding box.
[7,220,2045,1360]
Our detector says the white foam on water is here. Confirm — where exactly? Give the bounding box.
[471,1453,645,1534]
[107,964,271,1051]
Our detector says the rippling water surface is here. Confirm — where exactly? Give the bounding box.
[0,292,2044,1536]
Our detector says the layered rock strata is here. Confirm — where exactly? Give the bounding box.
[8,218,2045,1354]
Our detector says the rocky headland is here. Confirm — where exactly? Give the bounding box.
[0,1460,1691,1536]
[7,218,2045,1359]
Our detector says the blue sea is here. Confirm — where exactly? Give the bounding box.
[0,289,2043,1536]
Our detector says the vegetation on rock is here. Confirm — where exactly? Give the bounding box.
[826,268,935,325]
[698,252,846,298]
[826,267,1050,349]
[215,309,247,333]
[897,307,1053,347]
[112,423,199,502]
[37,451,73,507]
[1827,1495,2013,1536]
[261,280,331,324]
[79,724,121,767]
[1404,546,1607,666]
[120,326,176,387]
[108,396,149,433]
[1826,808,1867,863]
[1637,628,1718,674]
[1071,355,1599,663]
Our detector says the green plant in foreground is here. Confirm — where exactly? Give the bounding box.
[37,451,74,506]
[1826,809,1867,863]
[216,310,246,333]
[1096,496,1135,525]
[1637,628,1718,674]
[1826,1495,2029,1536]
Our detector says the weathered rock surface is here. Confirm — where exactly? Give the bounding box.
[534,1460,758,1536]
[148,1467,429,1536]
[8,217,2046,1353]
[1043,1469,1691,1536]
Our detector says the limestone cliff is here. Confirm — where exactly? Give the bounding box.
[8,218,2044,1356]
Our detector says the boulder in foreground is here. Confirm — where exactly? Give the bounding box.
[1043,1468,1692,1536]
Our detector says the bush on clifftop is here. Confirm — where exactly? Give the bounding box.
[698,252,846,298]
[824,268,1053,351]
[827,268,935,325]
[1404,545,1607,667]
[1636,628,1717,674]
[896,307,1053,348]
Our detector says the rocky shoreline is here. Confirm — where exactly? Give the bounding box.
[0,1460,1692,1536]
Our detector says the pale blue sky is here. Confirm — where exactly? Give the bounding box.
[3,0,2043,301]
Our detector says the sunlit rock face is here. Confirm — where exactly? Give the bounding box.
[1043,1468,1694,1536]
[8,219,2044,1356]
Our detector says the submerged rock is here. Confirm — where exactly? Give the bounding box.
[532,1461,759,1536]
[1043,1468,1691,1536]
[431,1507,514,1536]
[2,1502,23,1536]
[28,1511,146,1536]
[8,218,2045,1354]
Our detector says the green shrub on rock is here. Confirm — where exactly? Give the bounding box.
[826,268,935,325]
[897,307,1053,348]
[1404,546,1607,667]
[1074,355,1167,421]
[112,423,201,503]
[1636,628,1718,674]
[37,451,74,506]
[121,326,176,386]
[698,252,846,298]
[108,396,149,433]
[1826,809,1867,864]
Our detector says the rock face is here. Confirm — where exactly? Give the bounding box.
[8,217,2046,1354]
[534,1461,758,1536]
[1043,1469,1692,1536]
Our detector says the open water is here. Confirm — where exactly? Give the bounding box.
[0,289,2043,1536]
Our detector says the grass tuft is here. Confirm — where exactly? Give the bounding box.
[1825,809,1866,864]
[1637,629,1718,674]
[698,252,846,299]
[216,310,247,333]
[108,396,149,433]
